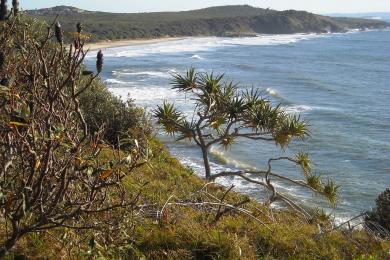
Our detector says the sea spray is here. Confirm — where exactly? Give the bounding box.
[210,147,257,171]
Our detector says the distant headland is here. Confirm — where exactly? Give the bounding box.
[28,5,389,42]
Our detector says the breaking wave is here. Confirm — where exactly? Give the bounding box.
[283,104,314,114]
[265,87,280,97]
[104,78,130,85]
[113,70,170,78]
[190,54,204,60]
[210,148,257,171]
[87,34,327,59]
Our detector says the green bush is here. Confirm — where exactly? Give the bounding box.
[0,13,148,257]
[79,78,153,149]
[365,189,390,236]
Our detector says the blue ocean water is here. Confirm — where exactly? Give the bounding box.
[86,28,390,222]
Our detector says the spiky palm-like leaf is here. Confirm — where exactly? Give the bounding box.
[312,207,331,223]
[153,102,183,135]
[212,81,236,112]
[220,134,236,150]
[296,152,312,174]
[307,174,323,191]
[198,72,224,94]
[227,96,246,120]
[243,88,266,109]
[323,179,340,206]
[171,67,198,92]
[286,115,310,139]
[274,115,309,148]
[246,102,282,133]
[176,120,195,141]
[209,117,226,131]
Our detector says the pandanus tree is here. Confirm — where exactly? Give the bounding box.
[0,12,146,257]
[154,68,339,217]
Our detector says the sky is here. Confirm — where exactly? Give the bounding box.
[21,0,390,14]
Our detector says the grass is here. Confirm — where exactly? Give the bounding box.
[5,138,389,259]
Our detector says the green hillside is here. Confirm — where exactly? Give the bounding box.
[28,5,389,41]
[1,9,390,258]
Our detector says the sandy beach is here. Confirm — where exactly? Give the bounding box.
[85,37,186,51]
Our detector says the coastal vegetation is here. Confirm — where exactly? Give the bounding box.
[28,5,389,42]
[0,1,389,258]
[0,8,149,256]
[154,69,339,218]
[365,189,390,238]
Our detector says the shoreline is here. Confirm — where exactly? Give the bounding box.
[86,37,187,51]
[84,28,384,51]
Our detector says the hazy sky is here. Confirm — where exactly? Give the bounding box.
[21,0,390,14]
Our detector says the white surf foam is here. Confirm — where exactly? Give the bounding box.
[264,87,289,101]
[190,54,204,60]
[219,33,326,46]
[104,78,129,85]
[87,34,328,59]
[113,70,171,78]
[265,87,279,97]
[108,85,179,103]
[284,104,314,114]
[95,38,221,58]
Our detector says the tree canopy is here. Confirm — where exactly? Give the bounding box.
[154,68,339,218]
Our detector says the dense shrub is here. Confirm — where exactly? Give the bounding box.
[79,78,153,149]
[0,13,147,257]
[365,189,390,236]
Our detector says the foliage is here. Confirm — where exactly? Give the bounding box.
[0,12,147,257]
[154,68,339,218]
[79,77,152,149]
[365,188,390,237]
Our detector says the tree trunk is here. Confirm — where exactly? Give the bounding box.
[195,125,212,180]
[201,146,212,180]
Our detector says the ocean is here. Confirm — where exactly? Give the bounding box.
[86,26,390,223]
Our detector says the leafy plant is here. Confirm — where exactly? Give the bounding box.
[0,13,147,257]
[79,77,152,150]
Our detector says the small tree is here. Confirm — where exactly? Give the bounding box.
[154,68,339,217]
[0,12,146,256]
